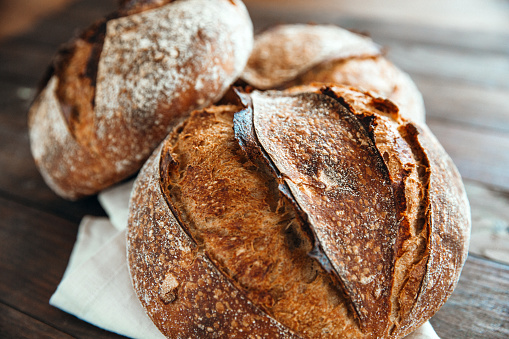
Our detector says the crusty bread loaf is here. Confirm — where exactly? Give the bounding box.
[127,84,470,338]
[241,24,425,123]
[28,0,253,200]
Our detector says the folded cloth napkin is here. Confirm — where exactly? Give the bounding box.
[50,180,439,339]
[50,180,164,339]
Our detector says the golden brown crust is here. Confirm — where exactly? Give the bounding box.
[241,24,380,90]
[279,84,470,337]
[127,86,470,338]
[127,106,301,339]
[29,0,253,200]
[234,90,399,336]
[241,24,425,123]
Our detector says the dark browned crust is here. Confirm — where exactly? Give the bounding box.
[53,19,107,137]
[279,84,470,337]
[127,110,302,339]
[233,89,402,336]
[128,85,470,338]
[36,18,106,106]
[233,89,338,284]
[336,92,431,337]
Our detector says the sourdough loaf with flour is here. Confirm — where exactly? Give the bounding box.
[127,84,470,338]
[241,24,425,123]
[28,0,253,199]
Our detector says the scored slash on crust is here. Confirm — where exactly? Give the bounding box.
[127,84,470,338]
[233,88,398,336]
[28,0,253,200]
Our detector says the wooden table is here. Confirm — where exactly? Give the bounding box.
[0,0,508,338]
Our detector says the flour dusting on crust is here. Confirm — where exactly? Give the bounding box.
[127,138,300,338]
[29,0,253,199]
[241,24,380,89]
[28,77,113,199]
[95,0,253,169]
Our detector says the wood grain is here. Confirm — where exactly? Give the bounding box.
[0,196,124,338]
[415,76,509,133]
[385,43,509,90]
[244,0,509,34]
[431,255,509,338]
[428,119,509,191]
[0,302,72,339]
[463,181,509,264]
[0,0,507,337]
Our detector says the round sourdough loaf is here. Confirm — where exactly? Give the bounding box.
[241,24,425,123]
[127,84,470,338]
[28,0,253,200]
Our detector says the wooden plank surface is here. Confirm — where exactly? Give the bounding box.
[0,302,72,339]
[428,119,509,190]
[415,76,509,133]
[0,0,508,338]
[0,196,124,338]
[243,0,509,34]
[431,256,509,338]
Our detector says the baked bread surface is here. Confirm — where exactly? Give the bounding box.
[127,85,470,338]
[29,0,253,199]
[241,24,425,123]
[128,105,301,338]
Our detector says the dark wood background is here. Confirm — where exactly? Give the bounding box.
[0,0,508,337]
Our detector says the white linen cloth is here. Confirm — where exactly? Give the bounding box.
[50,180,439,339]
[50,180,165,339]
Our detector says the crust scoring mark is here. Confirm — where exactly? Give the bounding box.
[127,135,301,338]
[316,84,469,337]
[235,90,400,335]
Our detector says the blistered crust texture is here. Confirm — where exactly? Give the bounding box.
[29,0,253,200]
[241,24,425,123]
[127,116,300,339]
[247,91,399,335]
[127,88,470,338]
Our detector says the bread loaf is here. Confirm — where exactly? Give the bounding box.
[127,84,470,338]
[28,0,253,200]
[241,24,425,123]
